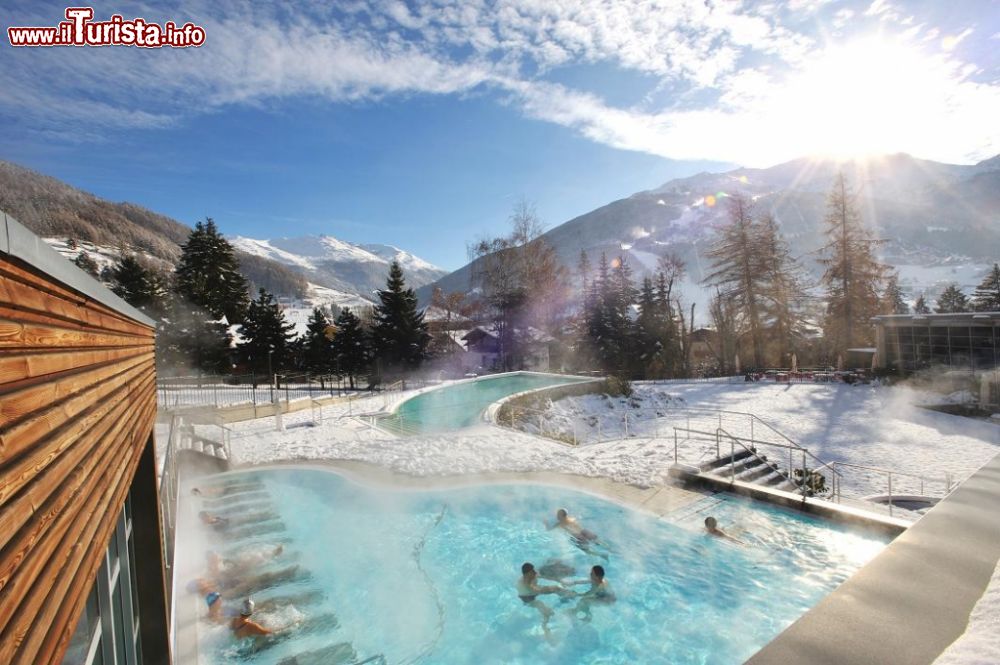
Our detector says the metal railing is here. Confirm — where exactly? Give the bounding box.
[825,461,955,517]
[672,426,841,498]
[500,403,811,450]
[158,414,233,593]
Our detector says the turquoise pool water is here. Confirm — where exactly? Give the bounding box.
[389,373,589,432]
[189,468,890,664]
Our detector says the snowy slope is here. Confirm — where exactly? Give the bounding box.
[229,235,447,300]
[420,152,1000,314]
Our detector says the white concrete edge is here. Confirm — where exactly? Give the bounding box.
[483,376,604,426]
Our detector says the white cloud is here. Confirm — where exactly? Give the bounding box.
[0,0,996,165]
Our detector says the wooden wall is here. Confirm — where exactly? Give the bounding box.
[0,249,158,664]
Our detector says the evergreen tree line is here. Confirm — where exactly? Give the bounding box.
[96,218,431,384]
[573,172,1000,376]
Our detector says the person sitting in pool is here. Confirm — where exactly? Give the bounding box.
[198,511,230,530]
[566,565,616,621]
[547,509,609,559]
[205,591,224,623]
[207,545,285,579]
[231,598,272,640]
[704,516,746,545]
[517,562,565,635]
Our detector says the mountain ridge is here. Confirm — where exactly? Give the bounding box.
[418,152,1000,310]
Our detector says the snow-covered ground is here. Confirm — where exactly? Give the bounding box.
[527,381,1000,497]
[934,558,1000,665]
[205,381,998,504]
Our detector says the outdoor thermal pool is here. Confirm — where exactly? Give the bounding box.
[179,467,891,664]
[387,372,591,432]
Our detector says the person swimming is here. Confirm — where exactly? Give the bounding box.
[547,509,609,559]
[704,516,746,545]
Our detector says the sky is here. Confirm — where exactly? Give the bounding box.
[1,0,998,270]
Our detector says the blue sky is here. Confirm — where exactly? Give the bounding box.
[1,0,998,270]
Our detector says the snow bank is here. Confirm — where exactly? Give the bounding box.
[217,381,998,496]
[933,557,1000,665]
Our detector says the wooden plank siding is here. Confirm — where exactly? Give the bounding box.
[0,241,161,664]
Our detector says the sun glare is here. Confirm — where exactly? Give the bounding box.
[769,38,959,160]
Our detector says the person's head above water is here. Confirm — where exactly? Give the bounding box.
[191,487,202,496]
[521,562,535,577]
[591,565,605,581]
[704,516,718,530]
[241,598,255,617]
[556,509,568,522]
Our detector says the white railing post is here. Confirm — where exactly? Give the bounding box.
[730,434,735,483]
[888,472,894,517]
[801,450,807,498]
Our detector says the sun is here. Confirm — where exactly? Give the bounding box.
[767,37,954,160]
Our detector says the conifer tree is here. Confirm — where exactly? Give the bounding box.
[709,289,740,375]
[971,264,1000,312]
[935,284,969,314]
[881,272,909,314]
[371,260,430,376]
[913,294,931,314]
[635,276,663,377]
[175,218,250,324]
[158,298,232,374]
[654,258,684,376]
[238,288,296,377]
[584,253,616,372]
[73,252,100,278]
[705,193,767,368]
[110,253,167,315]
[301,307,335,377]
[608,257,637,374]
[759,214,809,365]
[331,307,371,389]
[818,172,887,353]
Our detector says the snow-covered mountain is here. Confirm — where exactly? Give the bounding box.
[229,234,447,301]
[420,153,1000,312]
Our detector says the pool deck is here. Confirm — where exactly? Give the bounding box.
[748,450,1000,665]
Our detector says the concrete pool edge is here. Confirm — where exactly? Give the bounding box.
[747,450,1000,665]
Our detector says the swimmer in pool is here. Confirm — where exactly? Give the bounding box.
[547,508,609,560]
[704,516,746,545]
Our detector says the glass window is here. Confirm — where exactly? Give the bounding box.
[971,327,997,370]
[60,587,101,665]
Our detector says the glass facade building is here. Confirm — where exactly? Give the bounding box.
[874,313,1000,373]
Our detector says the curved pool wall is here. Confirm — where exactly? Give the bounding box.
[180,466,891,665]
[385,372,593,433]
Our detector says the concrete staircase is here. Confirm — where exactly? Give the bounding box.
[699,447,798,492]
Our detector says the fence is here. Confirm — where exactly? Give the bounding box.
[155,372,419,410]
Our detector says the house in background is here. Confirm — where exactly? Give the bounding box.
[458,326,554,373]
